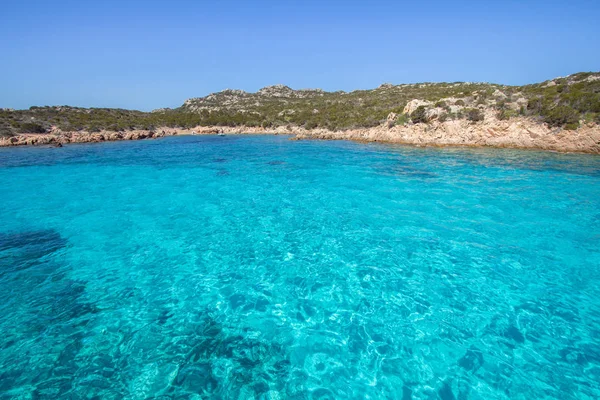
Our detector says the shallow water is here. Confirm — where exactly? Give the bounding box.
[1,135,599,399]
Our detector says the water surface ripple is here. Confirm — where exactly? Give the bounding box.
[1,136,599,399]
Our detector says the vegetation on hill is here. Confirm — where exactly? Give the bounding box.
[1,72,598,137]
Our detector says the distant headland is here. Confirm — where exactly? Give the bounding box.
[1,72,599,153]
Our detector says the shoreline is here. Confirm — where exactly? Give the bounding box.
[1,117,599,154]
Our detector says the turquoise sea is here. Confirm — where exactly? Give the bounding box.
[1,135,599,399]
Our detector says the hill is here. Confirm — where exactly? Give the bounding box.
[1,72,599,139]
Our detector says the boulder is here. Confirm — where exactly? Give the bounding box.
[449,105,464,114]
[493,89,508,99]
[506,97,528,111]
[425,107,448,121]
[403,100,432,115]
[386,112,398,128]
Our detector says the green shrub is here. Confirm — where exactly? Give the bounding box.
[410,106,427,124]
[543,105,579,128]
[497,109,517,120]
[527,98,543,113]
[325,121,338,131]
[566,92,600,114]
[396,113,409,125]
[0,123,13,137]
[565,122,579,130]
[304,120,318,129]
[362,118,380,128]
[18,122,46,133]
[466,108,484,122]
[583,113,597,123]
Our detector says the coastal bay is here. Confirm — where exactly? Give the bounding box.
[1,135,599,398]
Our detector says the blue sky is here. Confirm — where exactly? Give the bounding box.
[1,0,599,111]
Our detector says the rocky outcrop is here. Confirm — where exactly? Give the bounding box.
[293,118,600,154]
[2,120,599,153]
[257,85,295,98]
[386,112,398,128]
[493,89,508,99]
[425,107,448,121]
[403,100,432,115]
[0,129,179,147]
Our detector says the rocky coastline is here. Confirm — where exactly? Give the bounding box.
[294,117,600,154]
[0,128,181,147]
[2,117,599,154]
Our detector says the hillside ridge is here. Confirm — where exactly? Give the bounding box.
[1,72,599,153]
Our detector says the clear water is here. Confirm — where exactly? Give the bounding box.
[1,135,600,400]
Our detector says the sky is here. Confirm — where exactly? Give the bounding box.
[1,0,599,111]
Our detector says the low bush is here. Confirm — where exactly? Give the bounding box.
[565,122,579,130]
[18,122,46,133]
[304,120,318,129]
[527,98,543,113]
[466,108,484,122]
[396,113,409,125]
[0,123,14,137]
[543,105,579,128]
[497,109,517,121]
[410,106,427,124]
